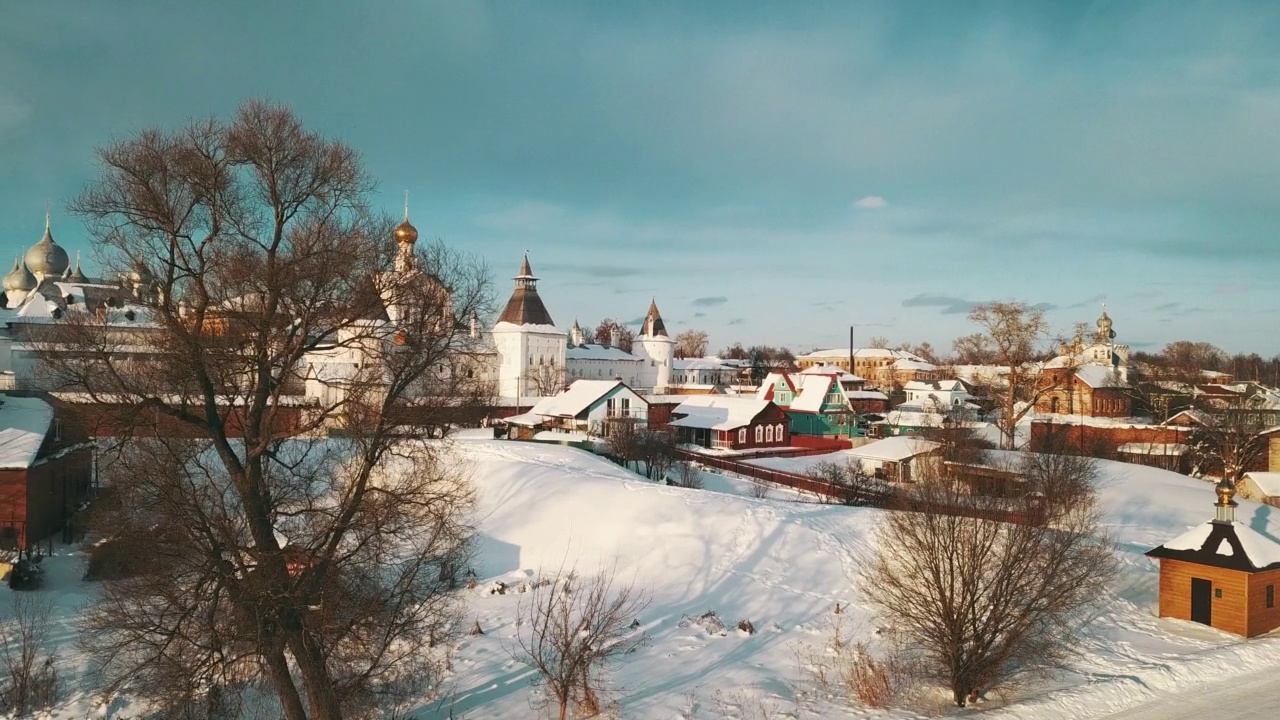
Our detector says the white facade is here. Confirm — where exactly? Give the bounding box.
[492,321,567,399]
[903,380,973,410]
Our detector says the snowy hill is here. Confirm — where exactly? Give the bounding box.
[9,438,1280,718]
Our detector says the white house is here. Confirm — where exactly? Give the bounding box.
[512,379,648,435]
[903,380,973,411]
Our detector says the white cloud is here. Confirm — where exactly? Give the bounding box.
[854,195,888,209]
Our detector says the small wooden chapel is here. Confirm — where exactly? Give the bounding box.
[1147,478,1280,637]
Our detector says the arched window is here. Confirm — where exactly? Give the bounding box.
[755,425,763,443]
[738,428,747,444]
[765,424,774,442]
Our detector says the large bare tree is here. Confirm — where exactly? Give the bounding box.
[46,100,489,720]
[861,468,1116,706]
[965,301,1071,449]
[674,329,708,359]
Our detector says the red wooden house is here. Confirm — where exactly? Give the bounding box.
[668,396,790,451]
[0,394,93,550]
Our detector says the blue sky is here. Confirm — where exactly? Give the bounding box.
[2,1,1278,355]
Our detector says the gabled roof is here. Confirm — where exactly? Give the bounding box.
[528,380,642,419]
[1147,520,1280,573]
[0,396,54,470]
[904,379,967,392]
[669,396,775,431]
[1243,473,1280,498]
[790,375,835,413]
[847,436,941,462]
[1075,365,1128,389]
[1163,409,1215,427]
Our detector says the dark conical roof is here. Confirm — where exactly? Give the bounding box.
[642,299,668,337]
[497,255,555,326]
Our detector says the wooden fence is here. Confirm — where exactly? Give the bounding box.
[679,449,1042,525]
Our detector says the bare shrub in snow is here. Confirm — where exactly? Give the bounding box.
[0,593,60,716]
[672,460,703,489]
[679,610,727,636]
[806,460,891,507]
[711,688,787,720]
[748,477,771,499]
[860,469,1117,707]
[798,615,913,710]
[515,567,649,720]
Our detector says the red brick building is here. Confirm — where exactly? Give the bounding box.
[1035,366,1131,418]
[0,395,93,550]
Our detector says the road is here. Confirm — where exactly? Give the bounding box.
[1103,664,1280,719]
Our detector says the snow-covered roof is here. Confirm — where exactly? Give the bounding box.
[528,380,640,419]
[847,436,941,462]
[669,396,772,431]
[566,344,638,361]
[891,359,937,371]
[881,410,947,428]
[1075,365,1128,389]
[502,412,544,427]
[1164,409,1214,427]
[799,347,926,362]
[797,365,863,382]
[904,379,966,393]
[1116,442,1188,456]
[1244,473,1280,498]
[492,321,562,335]
[0,395,53,469]
[846,390,888,400]
[789,375,833,413]
[673,358,734,371]
[1152,520,1280,572]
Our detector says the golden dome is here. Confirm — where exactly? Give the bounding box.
[1216,478,1237,507]
[394,218,418,244]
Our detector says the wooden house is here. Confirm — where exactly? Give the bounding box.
[1238,472,1280,508]
[668,396,789,452]
[756,370,861,438]
[0,395,94,550]
[1146,479,1280,637]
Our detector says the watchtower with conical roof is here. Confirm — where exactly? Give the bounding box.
[633,298,675,392]
[491,254,566,399]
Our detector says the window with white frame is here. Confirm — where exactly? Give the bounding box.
[776,423,784,439]
[755,425,763,443]
[738,428,746,444]
[765,424,774,442]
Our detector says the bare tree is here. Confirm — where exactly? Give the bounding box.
[869,336,890,350]
[0,594,60,716]
[528,360,567,397]
[592,319,634,353]
[806,460,892,507]
[1186,408,1272,482]
[966,301,1069,449]
[48,100,487,720]
[861,471,1116,706]
[674,329,709,359]
[637,428,677,481]
[748,476,772,499]
[515,567,649,720]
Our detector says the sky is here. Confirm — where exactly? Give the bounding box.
[2,1,1278,356]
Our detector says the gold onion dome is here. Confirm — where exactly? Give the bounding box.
[3,258,37,293]
[24,214,70,279]
[394,218,418,244]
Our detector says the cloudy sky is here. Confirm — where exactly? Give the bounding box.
[2,1,1278,354]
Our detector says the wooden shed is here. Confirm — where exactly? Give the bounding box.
[1146,479,1280,637]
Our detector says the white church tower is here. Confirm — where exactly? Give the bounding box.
[633,299,675,393]
[491,255,566,399]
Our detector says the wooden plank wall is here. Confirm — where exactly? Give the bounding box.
[1158,559,1250,636]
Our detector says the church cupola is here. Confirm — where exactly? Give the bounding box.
[3,257,37,294]
[393,193,418,273]
[67,252,89,283]
[1096,306,1115,343]
[24,212,70,281]
[570,318,585,346]
[1214,478,1238,524]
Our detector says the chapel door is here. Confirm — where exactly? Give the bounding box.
[1191,577,1213,626]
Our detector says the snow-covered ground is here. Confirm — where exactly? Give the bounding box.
[7,436,1280,719]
